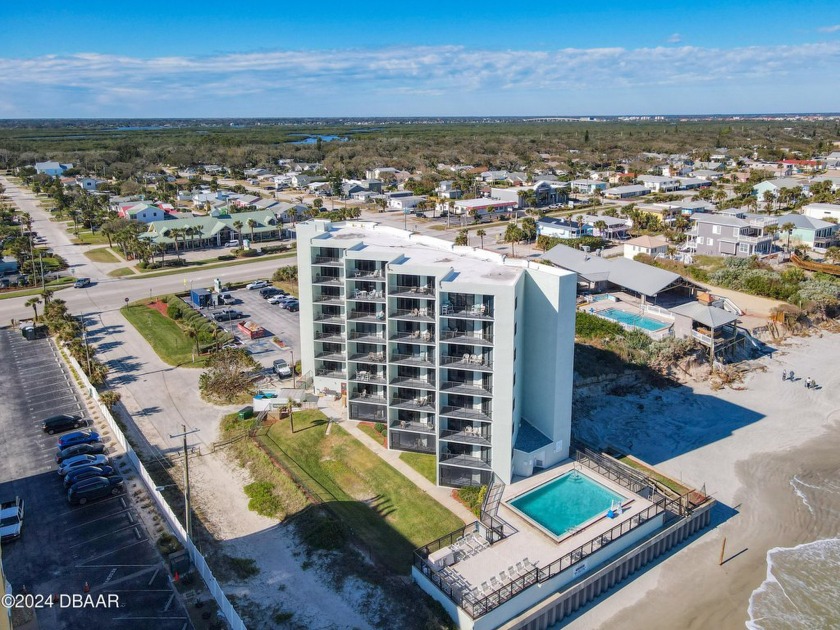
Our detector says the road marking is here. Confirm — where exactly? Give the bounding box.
[147,568,159,586]
[105,568,118,583]
[163,593,175,612]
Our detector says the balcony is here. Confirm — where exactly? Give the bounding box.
[390,420,435,434]
[390,285,436,298]
[313,255,342,266]
[315,368,347,379]
[440,354,493,371]
[390,352,435,367]
[348,310,385,323]
[390,376,436,390]
[441,304,493,320]
[348,331,387,343]
[349,371,387,385]
[314,331,346,343]
[350,269,385,281]
[440,381,492,396]
[313,294,345,305]
[313,274,343,286]
[738,233,773,244]
[313,312,345,325]
[391,396,436,412]
[390,331,435,344]
[349,402,386,422]
[315,350,346,362]
[439,452,492,470]
[390,431,435,454]
[349,391,387,405]
[439,330,494,346]
[390,308,434,322]
[348,289,386,302]
[349,351,386,363]
[440,406,492,422]
[440,428,491,446]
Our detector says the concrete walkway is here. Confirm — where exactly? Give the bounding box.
[316,397,477,524]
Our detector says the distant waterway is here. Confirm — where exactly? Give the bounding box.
[288,134,348,145]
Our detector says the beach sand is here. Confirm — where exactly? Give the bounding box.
[563,332,840,630]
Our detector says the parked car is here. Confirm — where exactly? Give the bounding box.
[246,280,269,290]
[259,287,281,298]
[56,442,106,464]
[63,465,117,488]
[213,309,244,322]
[67,476,125,505]
[58,430,101,450]
[285,302,300,313]
[73,277,91,288]
[267,295,286,304]
[58,454,110,476]
[223,240,240,248]
[42,414,88,435]
[0,497,24,543]
[217,292,238,305]
[273,359,292,378]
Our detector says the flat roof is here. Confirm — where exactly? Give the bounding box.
[455,198,517,209]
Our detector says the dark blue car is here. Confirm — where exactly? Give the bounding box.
[57,430,101,450]
[67,476,124,505]
[63,465,117,489]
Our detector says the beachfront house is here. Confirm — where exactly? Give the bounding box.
[623,235,669,259]
[686,213,776,257]
[536,217,584,239]
[775,213,838,249]
[802,203,840,221]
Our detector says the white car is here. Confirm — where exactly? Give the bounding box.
[0,497,24,542]
[246,280,269,290]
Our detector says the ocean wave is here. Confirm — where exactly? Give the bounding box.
[747,538,840,630]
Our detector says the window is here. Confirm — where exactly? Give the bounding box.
[708,238,714,247]
[512,398,516,411]
[513,349,517,361]
[712,225,722,235]
[515,297,518,310]
[733,227,740,237]
[739,243,750,253]
[696,236,704,245]
[514,322,518,336]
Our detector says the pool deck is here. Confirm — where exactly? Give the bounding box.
[444,462,653,589]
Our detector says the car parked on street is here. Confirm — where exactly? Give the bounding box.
[58,454,110,476]
[67,476,125,505]
[58,430,101,450]
[0,497,25,542]
[42,414,88,435]
[63,465,117,488]
[56,442,106,464]
[246,280,269,290]
[213,309,244,322]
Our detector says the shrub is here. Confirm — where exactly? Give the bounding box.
[244,481,283,518]
[374,422,387,436]
[236,249,259,258]
[575,311,624,338]
[217,255,235,261]
[456,485,487,517]
[167,303,182,320]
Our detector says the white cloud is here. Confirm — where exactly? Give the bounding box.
[818,24,840,33]
[0,41,838,116]
[666,33,682,44]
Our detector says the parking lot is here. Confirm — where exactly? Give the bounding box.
[0,329,190,630]
[193,284,301,381]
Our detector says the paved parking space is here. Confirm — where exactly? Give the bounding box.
[0,329,191,630]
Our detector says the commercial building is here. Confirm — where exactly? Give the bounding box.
[297,220,576,487]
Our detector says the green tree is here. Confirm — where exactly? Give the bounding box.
[246,218,256,243]
[780,221,796,252]
[476,228,487,249]
[504,223,524,256]
[454,229,469,246]
[232,220,244,249]
[25,296,41,321]
[825,246,840,264]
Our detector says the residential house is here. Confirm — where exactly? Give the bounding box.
[230,194,261,209]
[690,169,725,181]
[623,234,669,259]
[775,213,838,249]
[479,170,509,184]
[436,180,463,200]
[274,202,310,224]
[365,167,399,180]
[824,152,840,169]
[580,214,631,239]
[118,203,167,223]
[676,177,713,190]
[608,172,636,184]
[446,198,517,220]
[536,217,584,239]
[388,195,427,211]
[74,177,105,191]
[34,161,73,177]
[570,179,607,195]
[636,175,680,192]
[491,180,568,208]
[108,195,144,213]
[752,177,809,198]
[603,184,650,200]
[809,175,840,192]
[272,174,293,188]
[505,172,529,185]
[802,203,840,221]
[687,213,776,257]
[635,203,681,225]
[779,159,819,175]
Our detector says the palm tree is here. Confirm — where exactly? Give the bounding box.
[476,228,487,249]
[762,190,775,211]
[504,223,523,256]
[246,218,256,244]
[232,220,244,249]
[780,222,796,252]
[594,220,609,238]
[825,246,840,264]
[25,296,41,321]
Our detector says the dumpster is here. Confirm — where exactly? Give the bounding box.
[238,406,254,420]
[190,287,212,308]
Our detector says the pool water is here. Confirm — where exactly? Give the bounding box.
[598,307,668,331]
[509,472,625,537]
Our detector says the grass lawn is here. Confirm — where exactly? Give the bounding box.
[127,251,296,280]
[120,303,205,367]
[399,452,437,484]
[258,412,463,573]
[84,247,120,263]
[71,230,110,245]
[108,267,135,277]
[0,280,72,301]
[357,422,386,445]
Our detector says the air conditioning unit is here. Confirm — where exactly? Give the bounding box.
[581,245,591,253]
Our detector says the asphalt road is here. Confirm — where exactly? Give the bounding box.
[0,329,190,630]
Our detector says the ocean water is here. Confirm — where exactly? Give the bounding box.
[747,472,840,629]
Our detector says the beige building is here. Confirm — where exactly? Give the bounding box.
[623,234,669,259]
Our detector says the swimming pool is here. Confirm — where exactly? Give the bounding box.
[598,307,669,332]
[509,472,625,537]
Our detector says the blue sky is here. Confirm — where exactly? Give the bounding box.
[1,1,839,117]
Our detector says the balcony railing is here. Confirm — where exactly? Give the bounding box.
[439,452,492,470]
[350,371,387,384]
[390,376,436,390]
[441,304,493,320]
[348,310,385,322]
[313,294,344,305]
[390,331,435,344]
[390,352,435,366]
[315,368,346,379]
[440,354,493,370]
[349,289,386,302]
[313,313,345,324]
[349,392,387,404]
[390,285,436,298]
[348,331,386,343]
[314,331,346,342]
[390,308,434,321]
[350,269,385,280]
[313,255,342,266]
[391,396,436,412]
[440,406,492,421]
[440,428,491,446]
[349,351,386,363]
[315,351,346,361]
[313,274,343,285]
[440,381,493,396]
[439,331,494,346]
[391,420,435,433]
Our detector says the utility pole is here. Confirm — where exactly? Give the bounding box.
[170,424,200,540]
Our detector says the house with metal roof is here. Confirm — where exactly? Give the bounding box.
[140,209,284,250]
[603,184,650,199]
[687,213,776,257]
[623,234,669,259]
[775,213,838,249]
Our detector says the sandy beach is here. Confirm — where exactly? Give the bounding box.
[564,331,840,630]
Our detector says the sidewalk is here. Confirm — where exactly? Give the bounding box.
[316,397,477,524]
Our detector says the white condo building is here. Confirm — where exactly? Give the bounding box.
[297,220,576,487]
